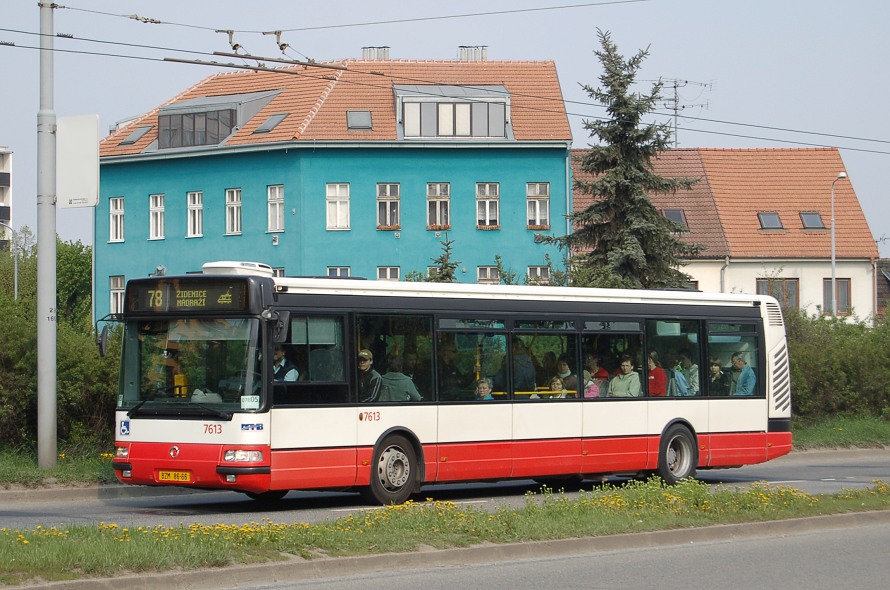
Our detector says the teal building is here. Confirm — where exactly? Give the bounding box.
[95,57,573,317]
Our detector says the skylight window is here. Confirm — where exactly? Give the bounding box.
[758,212,783,229]
[346,110,372,130]
[253,113,288,134]
[800,212,825,229]
[662,208,688,229]
[119,125,152,146]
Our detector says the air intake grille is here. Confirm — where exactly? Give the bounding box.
[765,301,784,327]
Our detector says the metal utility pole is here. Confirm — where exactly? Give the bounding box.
[37,2,57,469]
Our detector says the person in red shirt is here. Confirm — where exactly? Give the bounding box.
[647,352,667,396]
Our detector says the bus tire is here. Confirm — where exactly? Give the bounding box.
[363,435,417,505]
[657,424,698,485]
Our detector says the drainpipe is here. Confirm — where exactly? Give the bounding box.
[720,256,730,293]
[564,143,572,270]
[873,257,878,324]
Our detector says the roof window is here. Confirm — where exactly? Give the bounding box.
[346,110,373,130]
[662,208,688,229]
[758,212,783,229]
[800,212,825,229]
[253,113,288,134]
[119,125,153,146]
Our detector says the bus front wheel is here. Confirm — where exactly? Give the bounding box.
[657,424,698,485]
[363,435,417,505]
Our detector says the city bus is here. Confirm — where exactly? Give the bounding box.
[111,261,792,504]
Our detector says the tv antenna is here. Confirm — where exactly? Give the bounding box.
[662,79,712,147]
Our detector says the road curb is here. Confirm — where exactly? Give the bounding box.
[21,509,890,590]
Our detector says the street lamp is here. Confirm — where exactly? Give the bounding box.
[830,171,847,317]
[0,220,17,300]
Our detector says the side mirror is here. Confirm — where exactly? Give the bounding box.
[96,325,109,357]
[272,311,290,343]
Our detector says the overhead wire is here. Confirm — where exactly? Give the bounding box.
[2,7,889,154]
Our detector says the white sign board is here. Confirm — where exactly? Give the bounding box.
[57,114,100,208]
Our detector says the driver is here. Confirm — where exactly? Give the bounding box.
[272,345,299,381]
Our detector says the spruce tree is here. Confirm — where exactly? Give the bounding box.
[558,30,702,289]
[427,236,460,283]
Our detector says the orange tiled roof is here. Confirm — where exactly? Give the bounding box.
[100,60,571,157]
[571,147,878,260]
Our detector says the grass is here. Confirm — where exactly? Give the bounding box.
[0,478,888,585]
[0,448,116,489]
[791,414,890,449]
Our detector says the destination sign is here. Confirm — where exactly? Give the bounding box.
[127,279,250,313]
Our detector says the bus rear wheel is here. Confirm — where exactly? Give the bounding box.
[657,424,698,485]
[363,435,417,505]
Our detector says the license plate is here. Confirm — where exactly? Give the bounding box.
[158,470,191,482]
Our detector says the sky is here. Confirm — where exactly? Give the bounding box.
[2,0,888,257]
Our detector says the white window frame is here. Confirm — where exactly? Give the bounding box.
[149,194,165,240]
[326,183,350,230]
[527,266,550,284]
[477,266,500,285]
[226,188,242,235]
[187,191,203,238]
[527,182,550,228]
[427,182,450,229]
[267,185,284,232]
[377,266,400,281]
[377,183,400,229]
[272,267,286,278]
[476,182,499,228]
[109,275,125,314]
[109,197,124,242]
[328,266,350,278]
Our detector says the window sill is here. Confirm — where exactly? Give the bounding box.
[427,225,451,231]
[527,224,550,231]
[377,225,401,231]
[476,225,500,231]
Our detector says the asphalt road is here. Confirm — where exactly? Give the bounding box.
[1,448,887,531]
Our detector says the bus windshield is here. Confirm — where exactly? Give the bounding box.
[120,317,262,414]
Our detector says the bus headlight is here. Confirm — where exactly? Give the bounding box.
[115,446,129,458]
[224,450,263,462]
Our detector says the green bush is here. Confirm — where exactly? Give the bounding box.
[786,310,890,420]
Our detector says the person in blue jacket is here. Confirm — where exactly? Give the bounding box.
[730,351,757,396]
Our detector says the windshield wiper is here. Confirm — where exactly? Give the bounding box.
[190,403,233,421]
[127,398,151,418]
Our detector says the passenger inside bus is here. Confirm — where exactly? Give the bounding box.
[609,356,642,397]
[380,354,422,402]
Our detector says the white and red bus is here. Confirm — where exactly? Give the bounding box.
[111,261,792,504]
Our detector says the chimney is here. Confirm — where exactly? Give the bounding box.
[459,45,488,61]
[361,46,391,60]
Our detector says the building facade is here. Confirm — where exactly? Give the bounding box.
[95,57,572,317]
[573,147,881,320]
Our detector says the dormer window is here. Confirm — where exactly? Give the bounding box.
[395,85,511,140]
[159,109,235,149]
[157,90,280,149]
[758,212,783,229]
